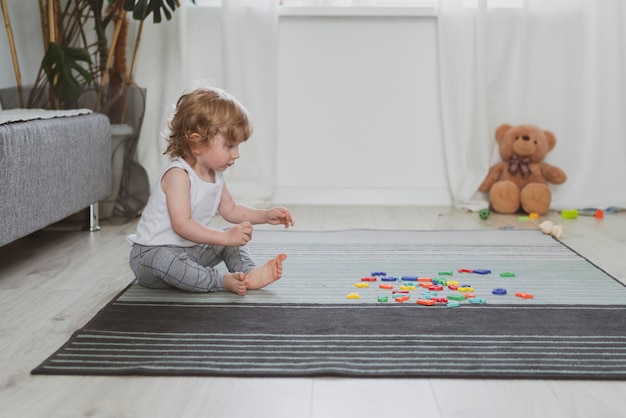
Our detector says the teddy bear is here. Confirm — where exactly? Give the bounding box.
[478,123,567,215]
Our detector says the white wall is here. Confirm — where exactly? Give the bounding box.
[276,15,450,205]
[0,3,44,92]
[0,5,451,206]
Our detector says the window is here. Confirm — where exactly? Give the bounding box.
[280,0,437,6]
[190,0,439,15]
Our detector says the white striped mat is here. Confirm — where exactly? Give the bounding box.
[120,229,626,306]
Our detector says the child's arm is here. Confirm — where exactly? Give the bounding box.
[218,184,295,228]
[162,168,252,246]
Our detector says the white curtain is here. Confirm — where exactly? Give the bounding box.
[220,0,279,207]
[135,0,279,207]
[438,0,626,211]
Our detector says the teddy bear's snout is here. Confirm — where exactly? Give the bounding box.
[522,135,530,141]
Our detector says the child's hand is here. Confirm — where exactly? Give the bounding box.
[267,207,295,229]
[224,221,254,246]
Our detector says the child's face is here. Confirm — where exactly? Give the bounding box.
[193,134,241,172]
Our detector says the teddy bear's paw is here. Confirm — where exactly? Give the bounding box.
[490,181,520,214]
[521,183,551,215]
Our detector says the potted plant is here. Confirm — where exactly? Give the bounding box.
[1,0,191,220]
[7,0,184,110]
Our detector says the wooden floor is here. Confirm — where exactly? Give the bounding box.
[1,205,625,418]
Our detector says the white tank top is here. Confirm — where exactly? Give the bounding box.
[128,158,224,247]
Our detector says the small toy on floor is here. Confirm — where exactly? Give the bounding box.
[561,209,578,219]
[539,220,564,239]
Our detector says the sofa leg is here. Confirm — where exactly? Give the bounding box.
[83,203,101,232]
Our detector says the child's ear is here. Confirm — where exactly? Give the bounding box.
[189,133,203,155]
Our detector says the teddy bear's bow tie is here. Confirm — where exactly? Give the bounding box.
[508,155,532,178]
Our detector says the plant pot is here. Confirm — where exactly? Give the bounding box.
[99,123,134,219]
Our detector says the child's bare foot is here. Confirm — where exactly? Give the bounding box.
[245,254,287,290]
[223,272,247,296]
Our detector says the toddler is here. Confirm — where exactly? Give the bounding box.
[128,87,294,295]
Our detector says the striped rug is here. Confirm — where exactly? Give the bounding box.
[32,229,626,379]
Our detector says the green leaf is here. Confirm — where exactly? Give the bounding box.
[41,42,93,103]
[124,0,182,23]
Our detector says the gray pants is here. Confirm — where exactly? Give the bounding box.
[129,243,256,292]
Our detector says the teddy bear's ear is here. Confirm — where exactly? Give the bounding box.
[544,130,557,151]
[495,124,512,143]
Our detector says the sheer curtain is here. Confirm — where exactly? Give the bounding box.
[135,0,279,207]
[221,0,279,206]
[438,0,626,211]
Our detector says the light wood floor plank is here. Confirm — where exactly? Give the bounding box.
[180,378,314,418]
[311,378,441,418]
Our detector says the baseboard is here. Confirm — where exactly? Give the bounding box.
[272,186,453,206]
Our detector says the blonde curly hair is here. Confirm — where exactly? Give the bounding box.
[165,87,252,162]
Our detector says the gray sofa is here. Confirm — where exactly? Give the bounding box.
[0,111,111,247]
